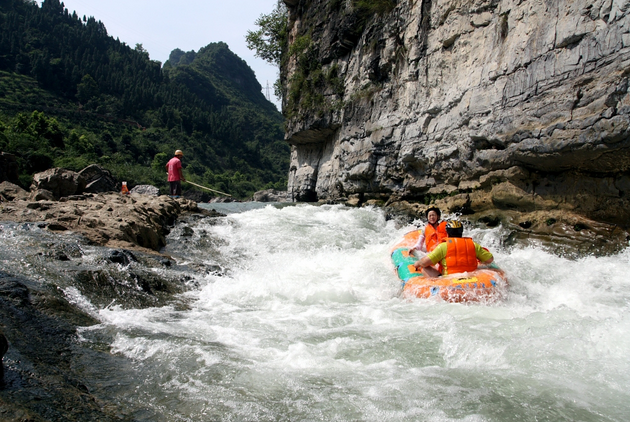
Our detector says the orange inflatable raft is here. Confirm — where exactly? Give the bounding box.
[391,230,508,303]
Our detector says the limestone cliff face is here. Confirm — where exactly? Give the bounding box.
[282,0,630,227]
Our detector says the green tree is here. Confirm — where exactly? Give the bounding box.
[76,74,99,103]
[245,1,288,100]
[245,1,288,66]
[14,111,65,149]
[135,43,150,59]
[151,152,168,172]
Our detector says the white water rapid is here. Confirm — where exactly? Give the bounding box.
[59,204,630,420]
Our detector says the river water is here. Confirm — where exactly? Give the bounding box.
[3,203,630,421]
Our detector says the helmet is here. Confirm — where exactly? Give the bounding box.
[425,206,441,219]
[445,220,464,237]
[175,150,183,156]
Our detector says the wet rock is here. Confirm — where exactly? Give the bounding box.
[0,221,213,417]
[252,189,292,202]
[156,257,173,266]
[0,275,30,307]
[209,196,238,203]
[53,251,70,261]
[130,253,174,268]
[47,223,68,231]
[48,243,84,260]
[183,190,212,202]
[470,209,630,257]
[478,215,501,228]
[107,249,137,265]
[0,271,140,420]
[71,264,186,309]
[381,200,417,227]
[0,330,7,384]
[0,332,8,355]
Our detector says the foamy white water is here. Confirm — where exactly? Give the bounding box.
[69,204,630,420]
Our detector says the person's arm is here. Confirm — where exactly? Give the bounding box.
[408,231,425,254]
[475,244,494,265]
[413,255,434,270]
[179,167,186,182]
[413,249,443,277]
[413,244,444,270]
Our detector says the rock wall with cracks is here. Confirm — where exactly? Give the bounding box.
[282,0,630,227]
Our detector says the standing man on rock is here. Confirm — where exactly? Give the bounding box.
[166,150,186,198]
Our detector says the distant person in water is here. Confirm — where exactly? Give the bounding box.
[408,206,448,255]
[166,150,186,197]
[414,220,494,277]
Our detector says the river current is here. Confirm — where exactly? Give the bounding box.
[3,203,630,421]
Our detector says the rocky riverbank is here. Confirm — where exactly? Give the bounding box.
[0,177,227,420]
[0,182,223,254]
[0,231,212,420]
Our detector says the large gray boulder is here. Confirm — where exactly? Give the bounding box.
[31,168,85,199]
[78,164,117,194]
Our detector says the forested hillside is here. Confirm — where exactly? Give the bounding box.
[0,0,288,198]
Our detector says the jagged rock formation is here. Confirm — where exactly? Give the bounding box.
[252,188,292,202]
[79,164,118,194]
[0,192,220,252]
[282,0,630,228]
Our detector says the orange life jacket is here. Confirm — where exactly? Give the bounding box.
[444,237,478,275]
[424,221,448,252]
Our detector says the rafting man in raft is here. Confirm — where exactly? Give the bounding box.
[408,206,448,255]
[413,220,494,277]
